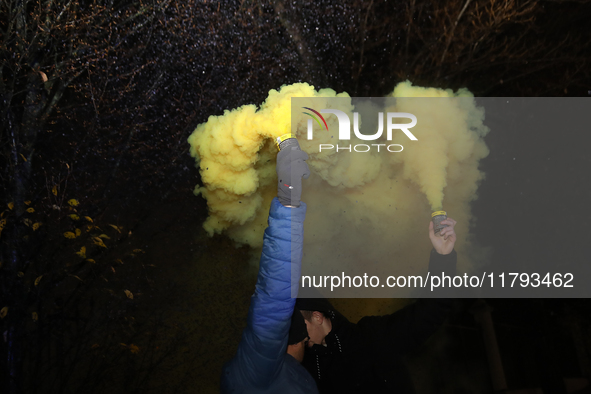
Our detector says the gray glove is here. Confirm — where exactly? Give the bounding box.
[276,139,310,207]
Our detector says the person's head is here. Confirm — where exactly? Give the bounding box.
[295,298,336,347]
[300,310,332,347]
[287,307,309,362]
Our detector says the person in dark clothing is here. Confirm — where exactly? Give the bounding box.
[295,218,458,394]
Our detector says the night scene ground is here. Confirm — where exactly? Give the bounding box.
[1,1,591,393]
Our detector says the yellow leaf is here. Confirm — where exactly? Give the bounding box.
[32,223,41,231]
[26,207,35,213]
[32,312,38,322]
[99,234,110,239]
[8,202,14,210]
[86,224,94,232]
[67,199,79,207]
[0,218,6,228]
[0,307,8,319]
[129,344,140,354]
[124,290,134,299]
[20,153,27,162]
[76,246,86,258]
[86,259,96,264]
[133,249,145,253]
[64,231,76,239]
[52,185,58,196]
[23,219,32,227]
[109,224,121,233]
[84,216,93,223]
[93,237,107,248]
[69,274,83,282]
[69,214,80,220]
[24,201,31,205]
[115,259,123,265]
[111,266,116,273]
[75,228,81,237]
[34,275,43,286]
[17,272,24,278]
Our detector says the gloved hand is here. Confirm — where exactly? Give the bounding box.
[276,139,310,207]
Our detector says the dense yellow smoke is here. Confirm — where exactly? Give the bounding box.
[188,81,489,280]
[188,83,349,246]
[387,82,484,210]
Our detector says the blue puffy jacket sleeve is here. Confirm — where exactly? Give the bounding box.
[222,197,307,390]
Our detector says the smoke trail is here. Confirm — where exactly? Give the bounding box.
[387,81,488,210]
[188,81,489,278]
[187,83,348,247]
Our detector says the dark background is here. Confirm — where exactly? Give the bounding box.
[474,98,591,297]
[1,0,591,393]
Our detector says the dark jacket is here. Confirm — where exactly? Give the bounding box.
[221,198,318,394]
[302,249,457,394]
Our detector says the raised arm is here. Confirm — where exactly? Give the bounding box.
[229,198,306,387]
[221,137,309,391]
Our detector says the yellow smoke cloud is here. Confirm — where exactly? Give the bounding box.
[188,81,489,279]
[386,81,488,210]
[187,83,349,247]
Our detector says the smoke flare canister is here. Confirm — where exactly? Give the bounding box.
[431,211,448,236]
[276,133,297,151]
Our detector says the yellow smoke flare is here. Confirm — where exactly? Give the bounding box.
[188,83,348,246]
[188,81,490,276]
[387,81,488,210]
